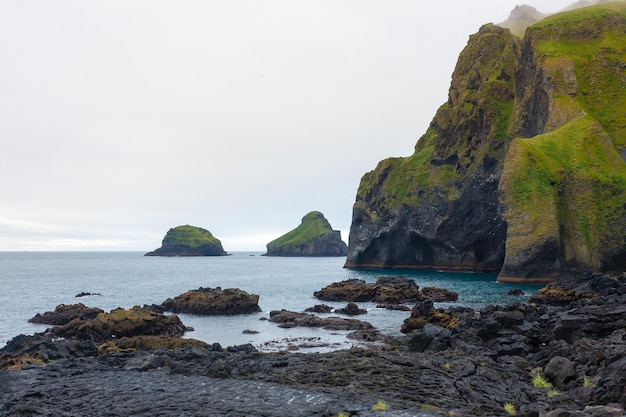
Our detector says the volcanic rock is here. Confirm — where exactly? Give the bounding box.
[314,276,457,304]
[49,306,189,343]
[334,302,367,316]
[268,309,373,331]
[29,303,104,325]
[161,287,261,315]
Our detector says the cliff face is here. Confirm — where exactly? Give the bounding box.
[145,225,227,256]
[346,4,626,282]
[265,211,347,257]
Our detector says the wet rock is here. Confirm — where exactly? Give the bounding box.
[314,276,456,304]
[29,303,104,325]
[49,306,188,343]
[508,288,525,296]
[400,301,458,333]
[376,303,411,311]
[75,292,102,298]
[421,286,459,302]
[304,304,333,313]
[407,323,452,352]
[334,302,367,315]
[268,310,373,331]
[97,336,211,354]
[161,287,261,315]
[529,287,598,306]
[545,356,576,388]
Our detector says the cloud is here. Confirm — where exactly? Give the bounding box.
[0,0,577,251]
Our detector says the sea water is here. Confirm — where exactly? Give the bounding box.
[0,252,541,351]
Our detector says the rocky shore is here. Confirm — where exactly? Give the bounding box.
[1,270,626,416]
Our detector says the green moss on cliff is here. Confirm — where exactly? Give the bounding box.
[266,211,347,256]
[355,25,516,209]
[530,3,626,148]
[501,116,626,269]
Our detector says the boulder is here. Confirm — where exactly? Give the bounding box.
[161,287,261,315]
[334,302,367,316]
[314,276,457,305]
[422,286,459,302]
[49,306,189,343]
[265,211,347,257]
[29,303,104,325]
[145,225,227,256]
[268,310,373,331]
[304,304,333,313]
[400,301,458,333]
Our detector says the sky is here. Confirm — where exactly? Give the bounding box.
[0,0,579,252]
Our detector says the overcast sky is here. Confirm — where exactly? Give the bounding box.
[0,1,578,252]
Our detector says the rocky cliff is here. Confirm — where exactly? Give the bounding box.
[345,4,626,282]
[145,225,227,256]
[265,211,347,257]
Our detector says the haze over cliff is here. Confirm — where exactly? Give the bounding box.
[346,3,626,282]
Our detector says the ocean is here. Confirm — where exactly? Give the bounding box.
[0,251,541,351]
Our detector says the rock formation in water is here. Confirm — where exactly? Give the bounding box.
[161,287,261,315]
[346,4,626,282]
[265,211,347,257]
[145,225,227,257]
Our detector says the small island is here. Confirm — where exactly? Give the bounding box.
[265,211,347,257]
[145,225,228,257]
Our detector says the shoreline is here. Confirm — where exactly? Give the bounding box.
[2,269,626,416]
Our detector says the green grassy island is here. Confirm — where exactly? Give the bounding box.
[145,225,227,257]
[265,211,347,257]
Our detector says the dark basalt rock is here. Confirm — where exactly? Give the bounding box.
[49,306,189,343]
[268,309,373,331]
[422,286,459,302]
[304,304,333,313]
[29,303,104,325]
[161,287,261,315]
[376,303,411,311]
[400,301,459,334]
[75,292,102,298]
[314,276,457,304]
[334,302,367,316]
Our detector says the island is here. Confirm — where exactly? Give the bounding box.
[145,225,228,257]
[265,211,347,257]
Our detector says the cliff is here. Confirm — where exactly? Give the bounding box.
[145,225,227,256]
[345,4,626,282]
[265,211,347,257]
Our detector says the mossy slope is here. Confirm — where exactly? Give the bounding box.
[266,211,347,257]
[498,3,626,281]
[145,225,227,256]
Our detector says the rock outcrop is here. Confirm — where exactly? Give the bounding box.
[29,303,104,325]
[346,4,626,282]
[265,211,347,257]
[161,287,261,315]
[145,225,227,257]
[313,276,458,304]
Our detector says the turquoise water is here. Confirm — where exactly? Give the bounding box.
[0,252,541,351]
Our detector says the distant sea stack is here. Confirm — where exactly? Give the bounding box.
[145,225,228,257]
[345,4,626,282]
[265,211,348,257]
